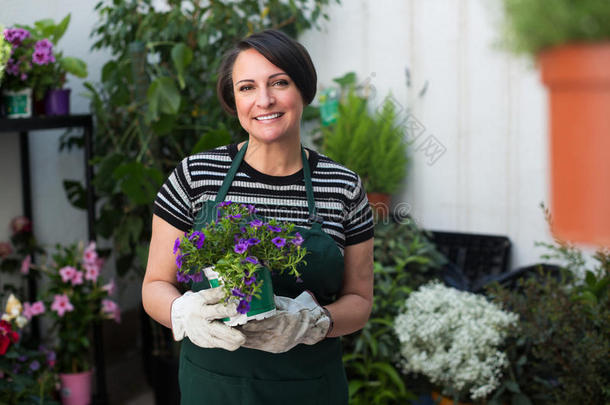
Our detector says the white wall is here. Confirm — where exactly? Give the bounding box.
[1,0,572,282]
[302,0,559,269]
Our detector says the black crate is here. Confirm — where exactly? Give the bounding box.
[428,231,511,289]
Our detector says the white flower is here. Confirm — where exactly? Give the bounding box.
[394,282,518,400]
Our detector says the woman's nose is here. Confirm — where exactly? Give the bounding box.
[256,88,275,108]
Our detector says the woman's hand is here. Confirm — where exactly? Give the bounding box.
[237,291,330,353]
[171,287,246,351]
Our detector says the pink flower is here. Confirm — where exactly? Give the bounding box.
[84,263,99,282]
[0,242,12,258]
[22,301,45,320]
[83,241,97,264]
[102,299,121,323]
[10,216,32,235]
[51,294,74,317]
[71,271,84,286]
[59,266,76,283]
[102,279,116,296]
[20,255,31,275]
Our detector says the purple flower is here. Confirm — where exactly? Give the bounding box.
[296,277,304,283]
[173,238,181,254]
[29,360,40,371]
[35,38,53,50]
[291,232,304,246]
[243,274,257,286]
[244,256,259,265]
[219,201,232,208]
[267,225,282,232]
[4,28,30,45]
[20,72,27,81]
[175,254,186,269]
[176,271,190,283]
[6,59,20,76]
[237,300,250,314]
[231,288,245,298]
[233,242,248,254]
[189,231,205,249]
[247,238,261,246]
[241,204,256,214]
[17,355,27,362]
[272,237,286,249]
[249,219,263,228]
[228,214,242,220]
[189,272,203,283]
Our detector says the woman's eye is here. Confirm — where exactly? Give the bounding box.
[274,80,288,86]
[239,85,253,92]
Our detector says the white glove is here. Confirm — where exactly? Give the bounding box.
[171,287,246,351]
[238,291,331,353]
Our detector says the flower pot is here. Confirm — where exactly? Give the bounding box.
[59,370,93,405]
[44,88,71,116]
[203,266,276,326]
[1,88,33,118]
[431,391,472,405]
[539,42,610,246]
[367,192,391,221]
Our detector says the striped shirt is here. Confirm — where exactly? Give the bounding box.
[153,144,374,253]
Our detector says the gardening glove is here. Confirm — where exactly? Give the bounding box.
[238,291,331,354]
[171,287,246,351]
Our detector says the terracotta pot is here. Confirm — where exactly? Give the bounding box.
[539,42,610,246]
[367,192,390,220]
[431,391,472,405]
[59,370,92,405]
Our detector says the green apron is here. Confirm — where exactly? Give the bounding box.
[179,142,348,405]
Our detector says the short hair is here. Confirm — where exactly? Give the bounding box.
[216,29,317,115]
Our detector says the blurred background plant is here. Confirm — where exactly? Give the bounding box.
[342,218,446,404]
[0,293,59,405]
[498,0,610,57]
[61,0,338,278]
[0,26,11,82]
[31,241,119,374]
[485,205,610,405]
[0,15,87,100]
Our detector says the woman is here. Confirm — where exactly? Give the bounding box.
[142,29,374,404]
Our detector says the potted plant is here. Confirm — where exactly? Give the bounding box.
[498,0,610,245]
[0,14,87,117]
[1,293,59,405]
[321,73,410,219]
[29,241,119,405]
[174,202,307,325]
[0,26,11,82]
[394,282,518,404]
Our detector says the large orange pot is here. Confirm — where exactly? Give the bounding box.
[366,192,390,221]
[539,43,610,246]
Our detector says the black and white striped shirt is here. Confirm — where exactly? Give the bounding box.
[153,144,374,253]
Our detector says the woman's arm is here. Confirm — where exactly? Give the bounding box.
[324,238,374,337]
[142,214,185,329]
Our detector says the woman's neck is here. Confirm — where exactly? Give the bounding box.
[238,138,308,177]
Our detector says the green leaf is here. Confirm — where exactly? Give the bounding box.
[63,180,87,209]
[191,127,232,154]
[348,380,364,398]
[171,43,193,89]
[113,162,164,205]
[54,14,71,43]
[512,393,533,405]
[147,77,181,120]
[505,380,521,393]
[369,362,406,394]
[60,57,88,78]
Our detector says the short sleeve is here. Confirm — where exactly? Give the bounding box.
[343,176,374,246]
[153,157,194,231]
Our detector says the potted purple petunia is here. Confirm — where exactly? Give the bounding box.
[174,202,307,326]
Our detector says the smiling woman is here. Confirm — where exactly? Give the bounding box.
[142,29,374,405]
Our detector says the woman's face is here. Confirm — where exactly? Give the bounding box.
[232,48,304,145]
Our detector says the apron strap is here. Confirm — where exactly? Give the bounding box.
[215,141,249,203]
[215,141,323,225]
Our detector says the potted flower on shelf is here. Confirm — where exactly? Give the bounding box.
[498,0,610,245]
[0,14,87,118]
[394,282,518,404]
[321,72,410,220]
[174,202,307,326]
[30,241,119,405]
